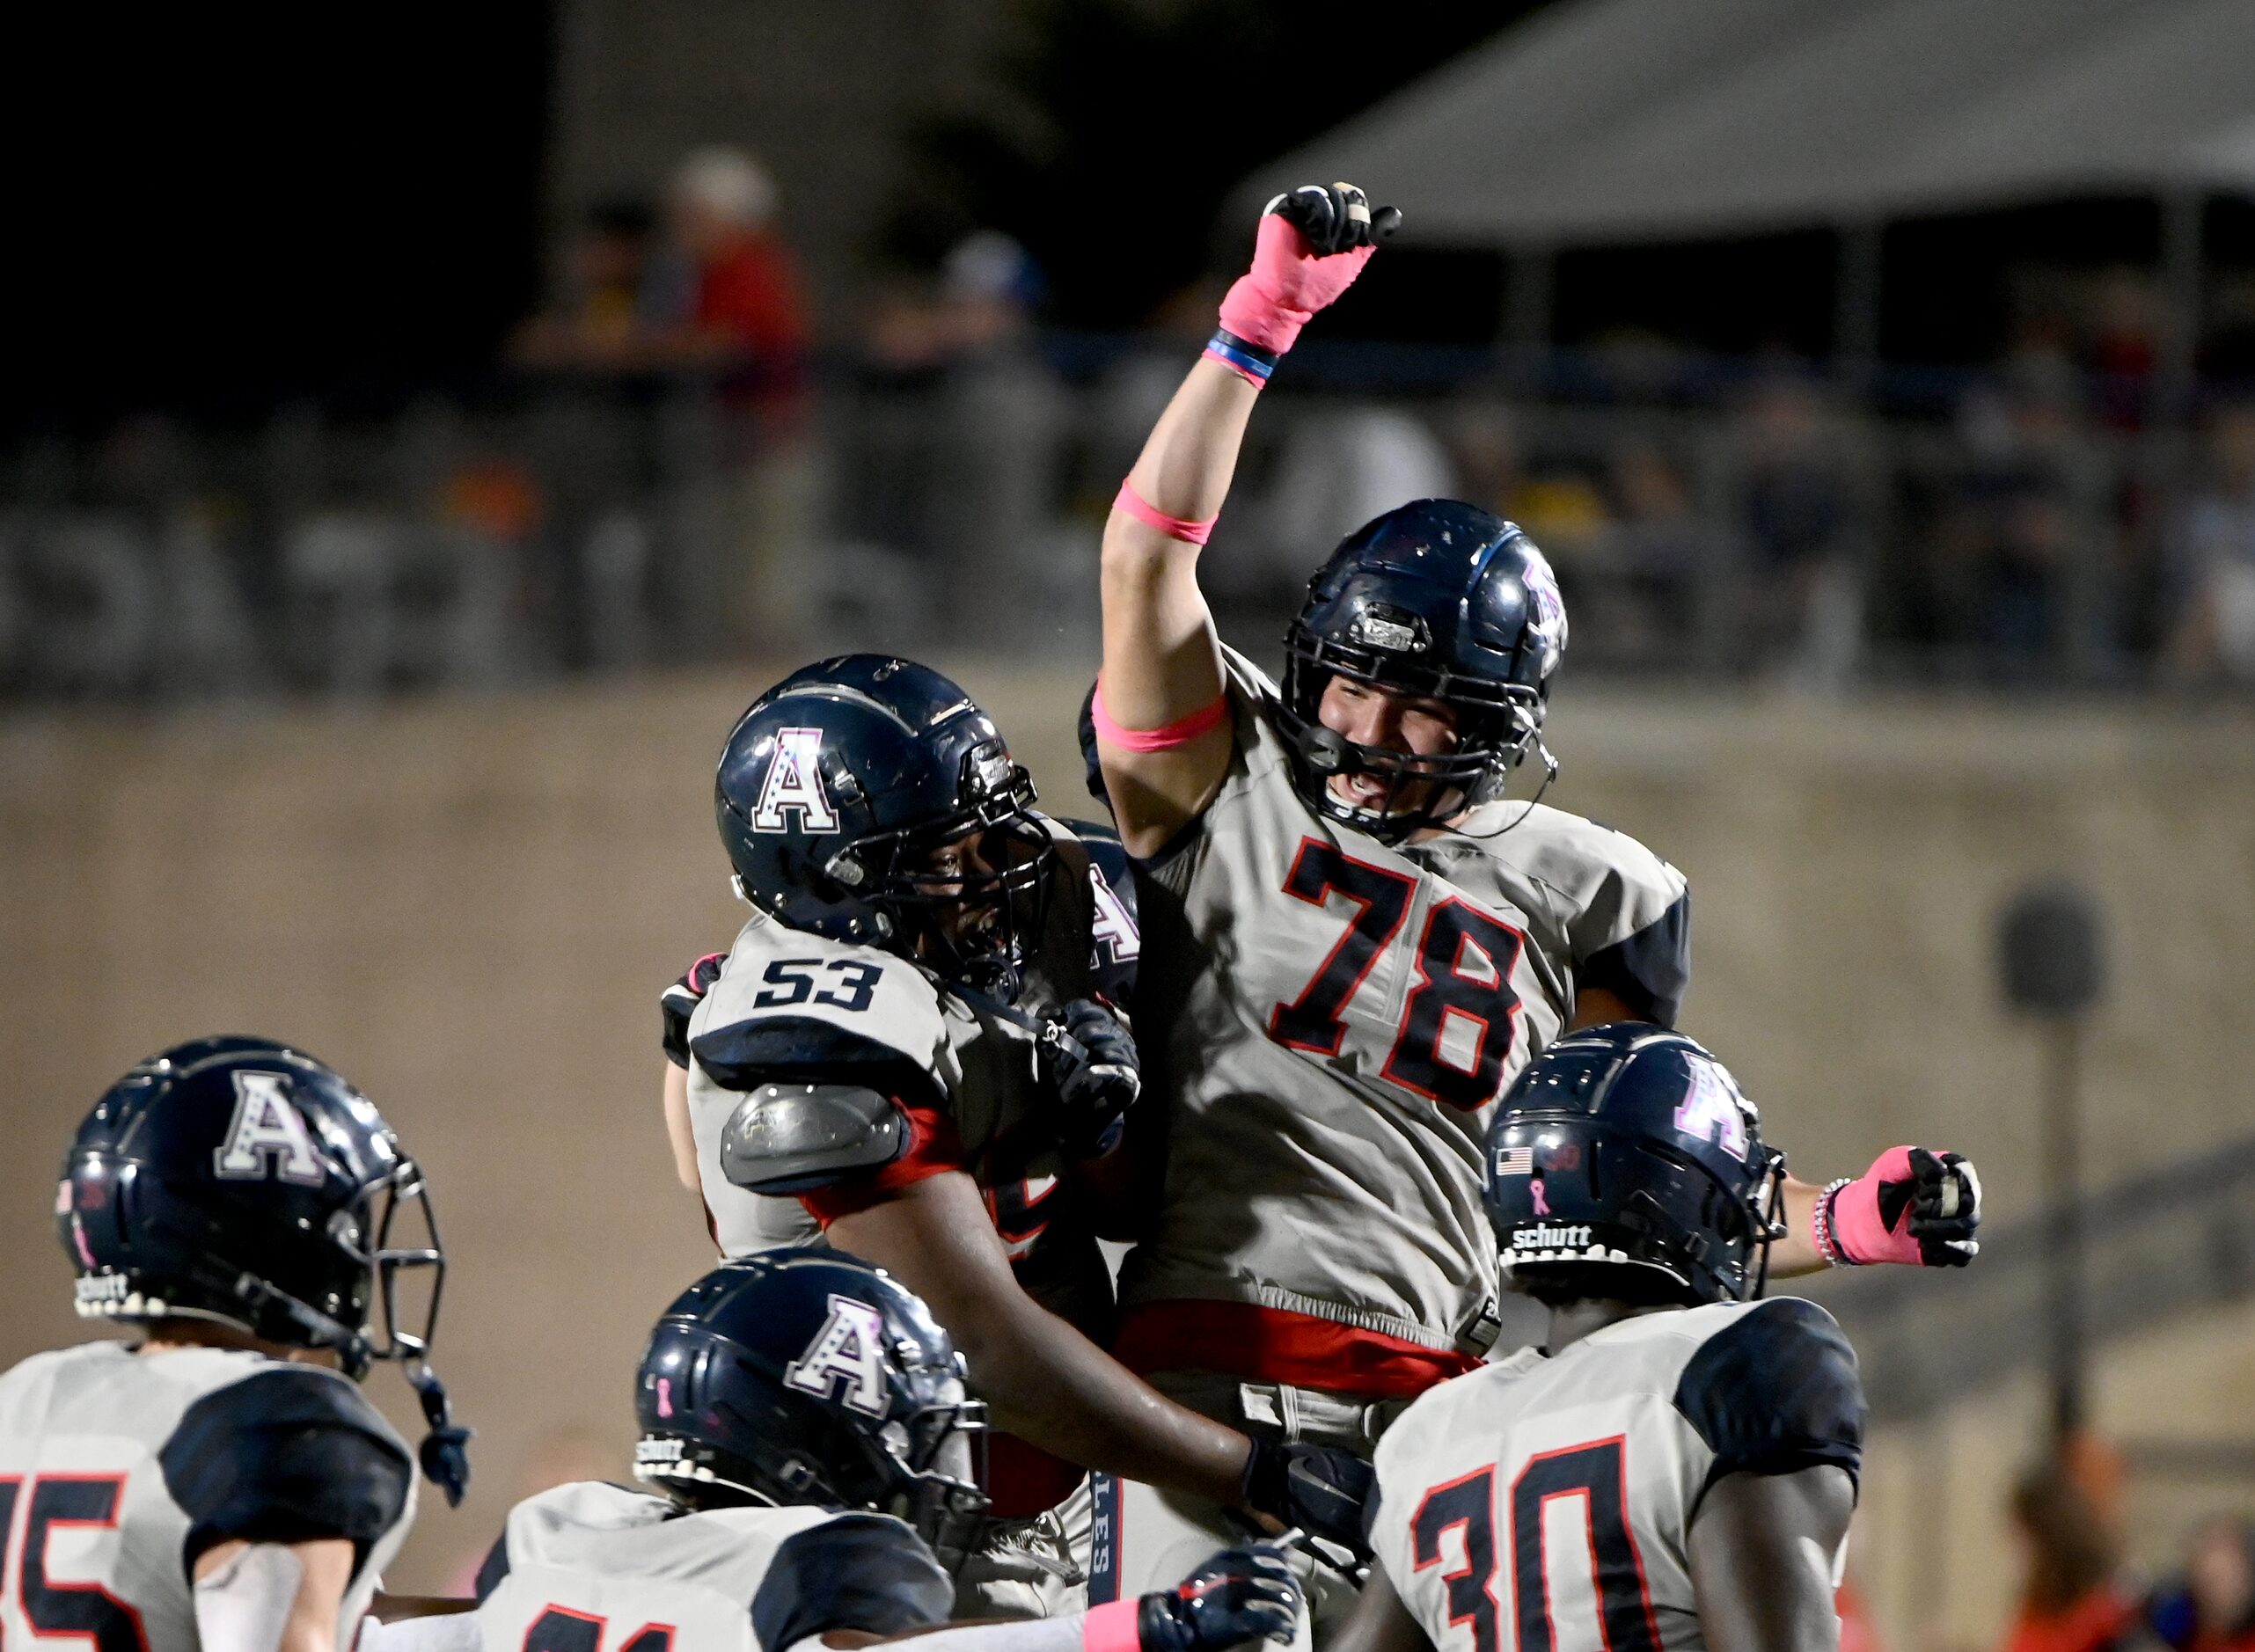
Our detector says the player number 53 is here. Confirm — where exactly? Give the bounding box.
[752,957,882,1013]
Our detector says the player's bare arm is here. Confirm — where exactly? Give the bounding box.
[1096,183,1398,855]
[194,1538,355,1652]
[1327,1567,1439,1652]
[824,1170,1258,1508]
[1687,1466,1857,1652]
[662,1060,700,1193]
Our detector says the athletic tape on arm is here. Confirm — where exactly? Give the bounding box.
[1113,482,1215,545]
[1090,679,1229,753]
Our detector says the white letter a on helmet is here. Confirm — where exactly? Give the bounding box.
[752,727,840,833]
[212,1072,326,1185]
[782,1295,890,1416]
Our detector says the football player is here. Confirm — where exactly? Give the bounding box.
[473,1251,1302,1652]
[1083,180,1978,1618]
[1338,1022,1865,1652]
[663,655,1371,1617]
[1,1036,472,1652]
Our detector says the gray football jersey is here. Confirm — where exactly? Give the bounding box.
[1117,648,1689,1373]
[683,909,1109,1326]
[0,1341,415,1652]
[683,908,1117,1519]
[1371,1299,1863,1652]
[475,1482,950,1652]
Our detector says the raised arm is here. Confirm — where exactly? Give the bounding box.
[1097,183,1398,856]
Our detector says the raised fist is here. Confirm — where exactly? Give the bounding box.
[1218,181,1402,355]
[1827,1145,1982,1267]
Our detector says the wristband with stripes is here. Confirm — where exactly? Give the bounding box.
[1202,327,1279,388]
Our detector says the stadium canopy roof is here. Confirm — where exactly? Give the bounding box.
[1237,0,2255,248]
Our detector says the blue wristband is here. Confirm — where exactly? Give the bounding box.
[1203,329,1278,385]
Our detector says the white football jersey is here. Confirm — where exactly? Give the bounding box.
[1115,648,1691,1386]
[1369,1298,1863,1652]
[0,1341,415,1652]
[474,1482,950,1652]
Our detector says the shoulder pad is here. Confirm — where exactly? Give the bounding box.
[719,1082,906,1195]
[158,1365,412,1573]
[751,1513,950,1651]
[1673,1298,1864,1494]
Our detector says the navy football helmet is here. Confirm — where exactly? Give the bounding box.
[634,1253,987,1561]
[1484,1023,1788,1308]
[1278,500,1566,841]
[716,655,1051,998]
[57,1035,471,1501]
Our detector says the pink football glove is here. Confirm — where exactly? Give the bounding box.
[1822,1145,1982,1267]
[1217,181,1402,355]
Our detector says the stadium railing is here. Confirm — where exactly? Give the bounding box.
[0,341,2232,701]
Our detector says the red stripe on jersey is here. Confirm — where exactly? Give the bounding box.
[1110,1300,1479,1398]
[796,1102,966,1224]
[984,1430,1087,1520]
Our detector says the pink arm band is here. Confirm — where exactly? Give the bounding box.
[1091,680,1229,752]
[1081,1600,1141,1652]
[1114,481,1215,545]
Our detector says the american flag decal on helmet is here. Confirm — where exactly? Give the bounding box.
[1495,1144,1535,1176]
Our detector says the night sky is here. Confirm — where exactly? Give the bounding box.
[6,10,553,433]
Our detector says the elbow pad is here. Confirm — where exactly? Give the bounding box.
[720,1082,906,1195]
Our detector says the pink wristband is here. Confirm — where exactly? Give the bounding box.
[1082,1598,1142,1652]
[1091,680,1230,752]
[1114,481,1215,545]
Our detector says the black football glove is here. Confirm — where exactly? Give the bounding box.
[660,951,728,1069]
[1137,1543,1303,1652]
[1241,1439,1374,1562]
[1267,181,1403,255]
[1037,998,1141,1158]
[1887,1146,1982,1267]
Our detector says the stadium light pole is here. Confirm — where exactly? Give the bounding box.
[1997,881,2106,1441]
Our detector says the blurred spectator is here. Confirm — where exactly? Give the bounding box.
[2001,1459,2142,1652]
[2163,403,2255,682]
[925,232,1073,647]
[1255,405,1456,612]
[1925,358,2100,674]
[2149,1520,2255,1652]
[1569,443,1740,671]
[1450,399,1527,524]
[1732,376,1866,680]
[2087,270,2159,432]
[657,146,812,408]
[510,200,661,369]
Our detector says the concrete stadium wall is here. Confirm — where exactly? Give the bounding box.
[3,666,2251,1610]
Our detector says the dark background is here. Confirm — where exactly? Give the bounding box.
[11,3,2252,436]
